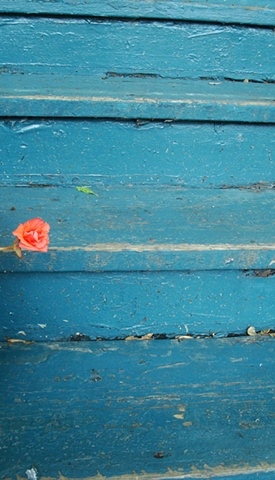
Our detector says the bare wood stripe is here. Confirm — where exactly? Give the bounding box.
[49,243,275,252]
[2,94,274,107]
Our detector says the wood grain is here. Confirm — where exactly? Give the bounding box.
[1,75,274,122]
[0,0,274,26]
[0,186,274,272]
[1,119,274,189]
[1,337,275,479]
[1,270,275,341]
[1,17,274,81]
[1,3,275,480]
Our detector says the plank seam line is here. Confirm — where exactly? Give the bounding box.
[1,11,275,29]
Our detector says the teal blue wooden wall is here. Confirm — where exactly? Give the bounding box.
[0,0,274,340]
[1,337,275,480]
[0,1,275,479]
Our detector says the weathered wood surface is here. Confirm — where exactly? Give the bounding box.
[0,0,274,26]
[0,186,274,272]
[0,3,274,340]
[1,75,274,123]
[1,17,274,81]
[1,337,275,480]
[1,119,274,189]
[1,3,275,479]
[0,8,274,480]
[1,271,275,341]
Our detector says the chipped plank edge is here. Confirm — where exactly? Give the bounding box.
[12,462,275,480]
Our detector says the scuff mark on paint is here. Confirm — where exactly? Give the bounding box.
[187,29,226,39]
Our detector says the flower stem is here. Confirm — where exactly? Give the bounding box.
[0,245,15,251]
[0,239,22,258]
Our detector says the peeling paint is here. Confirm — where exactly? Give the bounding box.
[26,468,38,480]
[15,462,275,480]
[2,338,275,477]
[156,362,189,370]
[1,7,275,480]
[0,0,274,26]
[182,421,193,427]
[6,338,34,345]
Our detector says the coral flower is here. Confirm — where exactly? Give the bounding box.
[13,218,50,252]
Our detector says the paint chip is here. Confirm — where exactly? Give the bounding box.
[125,332,153,341]
[176,335,194,340]
[183,421,193,427]
[26,468,38,480]
[225,258,234,264]
[247,326,256,336]
[6,338,34,345]
[174,413,184,420]
[178,405,186,413]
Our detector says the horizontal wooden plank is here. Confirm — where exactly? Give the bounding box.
[1,337,275,479]
[1,270,275,341]
[0,0,275,26]
[0,186,275,272]
[1,17,274,82]
[1,119,274,189]
[0,75,274,122]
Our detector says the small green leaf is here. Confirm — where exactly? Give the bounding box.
[76,187,98,196]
